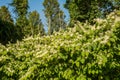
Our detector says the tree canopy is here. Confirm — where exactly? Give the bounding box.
[64,0,120,26]
[0,6,21,45]
[27,11,45,37]
[43,0,66,35]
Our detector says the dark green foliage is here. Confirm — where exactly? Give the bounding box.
[10,0,29,36]
[10,0,45,37]
[10,0,29,17]
[64,0,100,24]
[64,0,120,26]
[0,19,22,45]
[0,6,13,23]
[0,6,22,45]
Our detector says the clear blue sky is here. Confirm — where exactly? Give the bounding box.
[0,0,69,30]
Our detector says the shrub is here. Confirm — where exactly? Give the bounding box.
[0,11,120,80]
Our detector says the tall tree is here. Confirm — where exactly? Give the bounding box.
[64,0,120,25]
[43,0,66,35]
[27,11,45,37]
[54,10,66,31]
[10,0,29,35]
[0,6,13,23]
[0,6,21,45]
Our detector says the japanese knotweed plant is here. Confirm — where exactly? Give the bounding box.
[0,11,120,80]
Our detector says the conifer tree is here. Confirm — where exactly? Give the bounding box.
[10,0,29,36]
[0,6,20,44]
[0,6,13,23]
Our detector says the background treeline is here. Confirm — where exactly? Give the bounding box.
[0,0,120,45]
[65,0,120,25]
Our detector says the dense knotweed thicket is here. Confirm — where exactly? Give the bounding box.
[0,12,120,80]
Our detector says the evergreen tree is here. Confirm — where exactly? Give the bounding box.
[27,11,45,37]
[10,0,29,36]
[0,6,21,45]
[43,0,66,35]
[0,6,13,23]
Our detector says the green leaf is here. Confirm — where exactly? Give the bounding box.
[81,59,85,64]
[76,62,80,67]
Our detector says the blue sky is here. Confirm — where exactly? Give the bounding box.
[0,0,69,30]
